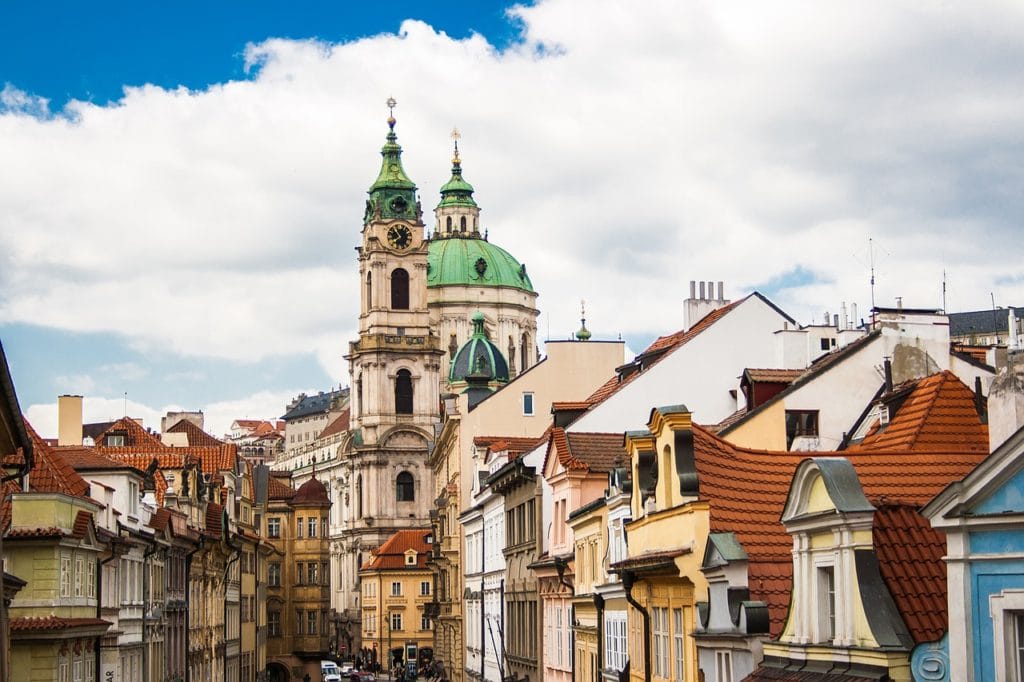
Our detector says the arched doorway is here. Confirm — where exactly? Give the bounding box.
[265,661,289,682]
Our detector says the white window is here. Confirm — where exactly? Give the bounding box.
[421,615,431,630]
[60,554,71,598]
[989,590,1024,682]
[74,556,84,597]
[420,581,431,596]
[817,566,836,643]
[554,605,564,667]
[716,651,733,680]
[673,608,685,680]
[605,611,628,671]
[267,517,281,537]
[391,612,402,630]
[308,517,317,537]
[128,481,139,515]
[392,581,402,596]
[522,392,535,416]
[652,607,669,678]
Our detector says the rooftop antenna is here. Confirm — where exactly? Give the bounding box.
[869,237,876,312]
[941,269,947,313]
[123,391,128,418]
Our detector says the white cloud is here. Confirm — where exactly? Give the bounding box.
[3,0,1024,389]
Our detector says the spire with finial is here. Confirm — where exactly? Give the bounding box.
[576,299,592,341]
[367,96,417,221]
[437,126,478,213]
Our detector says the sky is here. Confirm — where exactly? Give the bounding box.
[3,0,1024,439]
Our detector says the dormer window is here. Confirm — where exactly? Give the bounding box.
[878,405,890,426]
[406,552,416,566]
[106,434,126,447]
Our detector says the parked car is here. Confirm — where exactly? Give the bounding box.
[348,673,375,682]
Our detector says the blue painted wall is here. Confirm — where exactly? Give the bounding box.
[974,467,1024,515]
[968,530,1024,680]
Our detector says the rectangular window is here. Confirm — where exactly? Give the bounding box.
[391,612,402,631]
[420,581,431,596]
[522,392,535,416]
[308,517,317,538]
[296,517,304,538]
[554,605,563,667]
[128,481,139,514]
[296,610,304,635]
[268,517,281,538]
[818,566,836,643]
[653,607,669,678]
[421,615,431,630]
[673,608,685,681]
[60,554,72,598]
[268,562,281,587]
[1016,612,1024,678]
[322,516,329,537]
[87,560,96,598]
[267,610,280,636]
[785,410,820,449]
[308,562,318,585]
[307,610,317,635]
[392,581,402,596]
[716,651,733,681]
[74,556,84,597]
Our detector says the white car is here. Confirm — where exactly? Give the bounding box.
[322,661,343,682]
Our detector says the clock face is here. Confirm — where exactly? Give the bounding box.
[387,224,413,249]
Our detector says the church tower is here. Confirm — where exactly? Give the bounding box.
[349,100,443,442]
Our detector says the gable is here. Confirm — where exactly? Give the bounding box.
[973,466,1024,515]
[803,474,835,515]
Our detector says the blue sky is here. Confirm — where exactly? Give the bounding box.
[3,1,1024,437]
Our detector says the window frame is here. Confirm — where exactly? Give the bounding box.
[522,392,535,416]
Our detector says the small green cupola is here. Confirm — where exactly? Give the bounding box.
[575,299,592,341]
[434,128,482,238]
[449,312,510,386]
[365,98,419,224]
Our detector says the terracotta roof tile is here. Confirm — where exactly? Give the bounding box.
[6,526,65,538]
[318,409,350,439]
[165,419,225,447]
[267,474,295,500]
[25,421,90,499]
[360,528,433,570]
[94,417,164,448]
[292,476,330,506]
[691,425,987,637]
[849,371,988,453]
[205,502,223,538]
[474,435,547,460]
[56,447,143,472]
[546,429,625,473]
[743,668,876,682]
[743,368,805,383]
[10,616,111,632]
[872,504,948,643]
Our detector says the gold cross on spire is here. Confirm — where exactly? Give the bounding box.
[451,127,461,162]
[387,96,397,115]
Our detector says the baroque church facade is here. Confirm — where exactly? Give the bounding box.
[315,104,539,661]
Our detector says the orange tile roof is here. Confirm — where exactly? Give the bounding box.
[165,419,225,447]
[690,424,987,637]
[318,409,351,439]
[743,368,804,383]
[474,435,547,459]
[360,528,432,571]
[55,447,144,472]
[267,474,295,500]
[205,502,223,538]
[94,417,164,448]
[546,429,625,473]
[10,616,110,632]
[872,504,948,643]
[25,421,90,499]
[849,371,988,453]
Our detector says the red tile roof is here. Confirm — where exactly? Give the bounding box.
[292,476,330,506]
[267,474,295,501]
[55,447,143,472]
[165,419,225,447]
[25,421,90,499]
[849,371,988,453]
[743,668,876,682]
[94,417,164,448]
[872,504,948,643]
[318,409,350,439]
[546,428,625,473]
[205,502,223,538]
[10,616,111,632]
[360,528,433,571]
[474,435,548,460]
[690,424,987,637]
[743,368,805,383]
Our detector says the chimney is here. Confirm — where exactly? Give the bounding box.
[851,303,858,328]
[975,376,988,423]
[689,281,696,298]
[58,394,83,446]
[988,351,1024,452]
[717,281,724,300]
[883,358,893,393]
[699,281,706,300]
[841,302,848,330]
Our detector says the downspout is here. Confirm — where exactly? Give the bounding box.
[593,593,605,679]
[622,571,649,680]
[222,533,243,682]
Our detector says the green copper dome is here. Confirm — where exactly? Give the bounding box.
[449,312,510,384]
[427,238,535,293]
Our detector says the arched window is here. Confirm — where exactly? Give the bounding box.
[395,369,413,414]
[366,272,373,311]
[460,216,467,232]
[396,471,415,502]
[355,475,363,519]
[521,332,530,372]
[446,216,452,231]
[391,268,409,310]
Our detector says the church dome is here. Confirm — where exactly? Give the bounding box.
[449,312,511,384]
[427,238,535,293]
[291,476,330,506]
